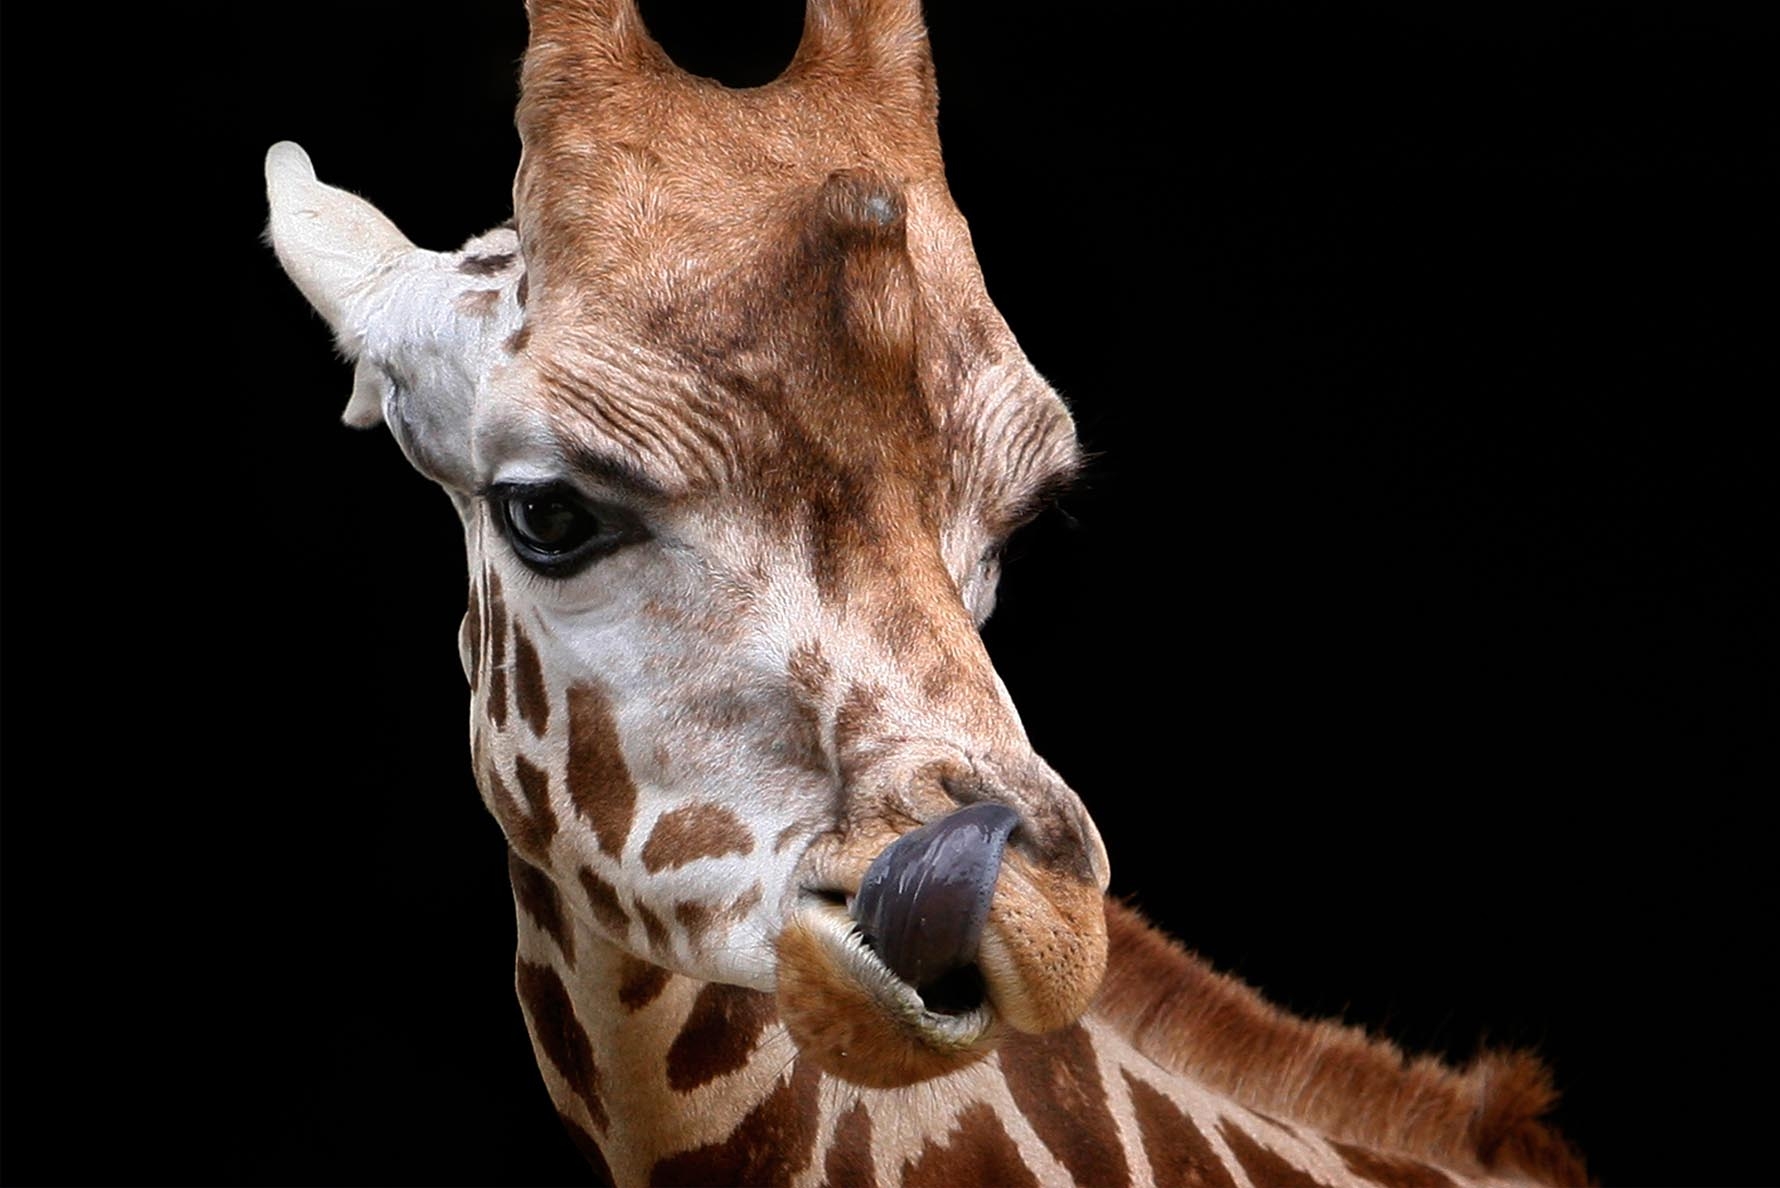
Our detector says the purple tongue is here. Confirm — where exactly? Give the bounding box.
[850,803,1021,993]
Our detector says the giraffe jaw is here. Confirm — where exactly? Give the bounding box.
[775,894,1002,1088]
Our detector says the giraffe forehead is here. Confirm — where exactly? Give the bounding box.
[501,197,1079,527]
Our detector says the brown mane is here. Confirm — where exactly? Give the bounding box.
[1094,899,1590,1185]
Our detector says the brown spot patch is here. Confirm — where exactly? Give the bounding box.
[774,822,804,853]
[506,324,532,354]
[576,865,631,938]
[649,1059,821,1186]
[773,694,831,777]
[635,901,672,955]
[516,271,529,308]
[833,681,889,784]
[783,641,836,774]
[514,755,557,834]
[490,759,557,865]
[566,684,637,859]
[513,623,549,737]
[822,1100,874,1188]
[516,958,606,1131]
[616,952,672,1013]
[1000,1024,1129,1187]
[900,1102,1039,1188]
[640,802,754,873]
[1217,1119,1335,1188]
[674,899,714,943]
[488,668,509,727]
[487,572,508,725]
[665,982,778,1092]
[460,251,516,275]
[557,1111,614,1184]
[508,848,574,967]
[1330,1141,1460,1188]
[675,884,763,945]
[729,882,764,918]
[1122,1069,1239,1188]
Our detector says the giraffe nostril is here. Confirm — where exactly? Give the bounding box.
[849,803,1020,998]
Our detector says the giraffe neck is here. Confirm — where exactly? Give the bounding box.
[506,852,1573,1188]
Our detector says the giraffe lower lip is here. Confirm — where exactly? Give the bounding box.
[789,895,999,1039]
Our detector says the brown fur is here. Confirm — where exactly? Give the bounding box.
[1218,1120,1337,1188]
[566,683,637,858]
[615,951,672,1013]
[575,865,631,937]
[1330,1140,1461,1188]
[516,958,607,1131]
[900,1101,1039,1188]
[490,759,557,866]
[486,585,511,725]
[640,802,754,873]
[508,848,575,967]
[649,1060,823,1187]
[675,884,763,945]
[512,622,550,736]
[1121,1068,1241,1188]
[1094,900,1588,1185]
[673,899,714,943]
[512,755,557,843]
[821,1100,875,1188]
[1000,1023,1131,1188]
[665,982,780,1093]
[634,900,672,955]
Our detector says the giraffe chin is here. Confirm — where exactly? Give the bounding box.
[775,871,1109,1088]
[776,900,1003,1089]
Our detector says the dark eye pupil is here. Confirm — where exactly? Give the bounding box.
[510,496,593,552]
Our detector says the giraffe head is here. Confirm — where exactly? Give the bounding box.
[267,0,1109,1089]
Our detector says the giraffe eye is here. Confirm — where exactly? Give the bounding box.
[492,483,640,577]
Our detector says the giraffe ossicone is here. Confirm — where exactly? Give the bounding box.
[267,2,1587,1183]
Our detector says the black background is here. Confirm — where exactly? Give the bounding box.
[2,2,1771,1184]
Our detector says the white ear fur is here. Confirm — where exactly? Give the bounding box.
[266,141,530,497]
[265,142,420,341]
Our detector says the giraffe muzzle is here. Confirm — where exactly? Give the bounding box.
[850,803,1020,1006]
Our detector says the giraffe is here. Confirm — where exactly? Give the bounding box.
[264,1,1588,1183]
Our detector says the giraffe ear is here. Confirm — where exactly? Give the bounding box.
[265,141,508,493]
[264,141,430,428]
